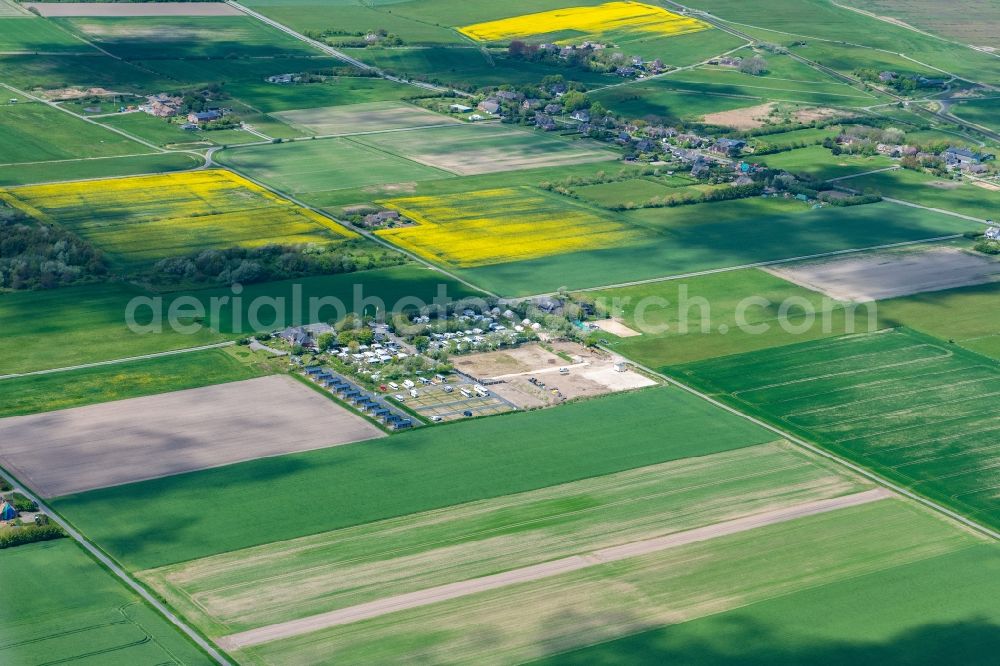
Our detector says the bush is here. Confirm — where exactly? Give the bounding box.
[0,524,66,549]
[974,240,1000,255]
[0,476,10,492]
[10,493,37,512]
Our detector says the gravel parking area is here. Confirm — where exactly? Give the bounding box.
[0,375,384,497]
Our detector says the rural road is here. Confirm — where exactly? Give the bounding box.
[0,474,232,665]
[0,341,236,381]
[220,488,891,649]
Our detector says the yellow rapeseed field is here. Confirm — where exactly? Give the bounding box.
[375,187,640,268]
[457,2,709,42]
[0,170,355,266]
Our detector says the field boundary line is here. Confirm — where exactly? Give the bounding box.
[512,233,963,300]
[0,464,232,664]
[613,353,1000,541]
[218,488,890,649]
[0,341,236,380]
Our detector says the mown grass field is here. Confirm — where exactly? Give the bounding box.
[758,145,895,181]
[1,169,356,268]
[143,441,864,637]
[0,53,174,92]
[0,102,146,164]
[0,151,201,186]
[217,137,452,202]
[676,327,1000,531]
[838,0,1000,50]
[271,101,458,136]
[0,348,262,417]
[352,123,617,175]
[591,85,767,123]
[0,540,209,665]
[58,15,316,59]
[51,387,774,569]
[847,167,1000,220]
[587,267,883,368]
[573,175,696,207]
[99,112,257,147]
[544,543,1000,665]
[236,499,981,664]
[454,198,974,295]
[950,98,1000,133]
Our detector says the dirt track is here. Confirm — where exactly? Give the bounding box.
[25,2,241,16]
[0,375,383,497]
[219,488,891,649]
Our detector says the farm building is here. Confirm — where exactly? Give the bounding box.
[187,110,223,124]
[449,104,472,113]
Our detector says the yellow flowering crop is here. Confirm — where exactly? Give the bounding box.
[375,187,640,268]
[457,2,709,42]
[0,170,355,266]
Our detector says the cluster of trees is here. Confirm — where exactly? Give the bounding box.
[0,214,107,290]
[975,239,1000,255]
[308,27,404,47]
[0,523,66,550]
[149,240,406,286]
[739,55,768,76]
[538,166,669,192]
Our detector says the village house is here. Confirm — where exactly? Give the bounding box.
[141,93,182,117]
[944,146,993,166]
[363,210,401,226]
[521,98,542,110]
[543,102,562,114]
[985,227,1000,241]
[534,112,557,131]
[278,326,313,348]
[478,98,501,115]
[710,138,746,155]
[265,73,300,84]
[495,90,524,102]
[570,109,590,123]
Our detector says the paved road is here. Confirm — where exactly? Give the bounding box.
[219,488,890,649]
[0,342,236,381]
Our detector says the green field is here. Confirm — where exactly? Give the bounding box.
[344,46,615,88]
[0,53,174,92]
[100,112,257,147]
[238,499,983,664]
[52,387,774,569]
[453,198,974,295]
[587,267,883,368]
[847,165,1000,220]
[0,151,202,186]
[142,441,865,637]
[0,539,209,664]
[59,15,316,59]
[676,327,1000,531]
[0,14,90,52]
[0,265,476,373]
[591,84,766,123]
[218,136,452,203]
[271,100,458,135]
[683,0,1000,85]
[878,282,1000,360]
[351,123,618,175]
[574,175,696,207]
[758,145,896,181]
[0,102,146,164]
[545,543,1000,665]
[0,348,262,417]
[838,0,1000,50]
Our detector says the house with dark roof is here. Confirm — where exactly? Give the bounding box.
[187,109,222,124]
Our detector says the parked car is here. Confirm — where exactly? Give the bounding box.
[463,410,473,417]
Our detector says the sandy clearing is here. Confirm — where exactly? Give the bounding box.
[24,2,242,16]
[219,488,890,649]
[272,102,459,136]
[766,246,1000,301]
[591,318,642,338]
[0,375,384,497]
[452,344,565,378]
[970,179,1000,192]
[701,102,778,130]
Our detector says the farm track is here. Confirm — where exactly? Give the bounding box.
[218,488,891,649]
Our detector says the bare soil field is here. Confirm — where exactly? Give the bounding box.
[272,101,459,136]
[25,2,241,16]
[701,102,778,129]
[766,246,1000,301]
[0,375,383,497]
[455,343,656,408]
[591,318,642,338]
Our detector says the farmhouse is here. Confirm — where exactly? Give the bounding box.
[710,138,746,155]
[985,227,1000,241]
[188,110,223,124]
[278,326,312,348]
[363,210,401,226]
[265,73,301,84]
[478,99,501,115]
[141,93,182,117]
[571,109,591,123]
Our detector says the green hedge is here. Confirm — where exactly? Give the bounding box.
[0,524,66,549]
